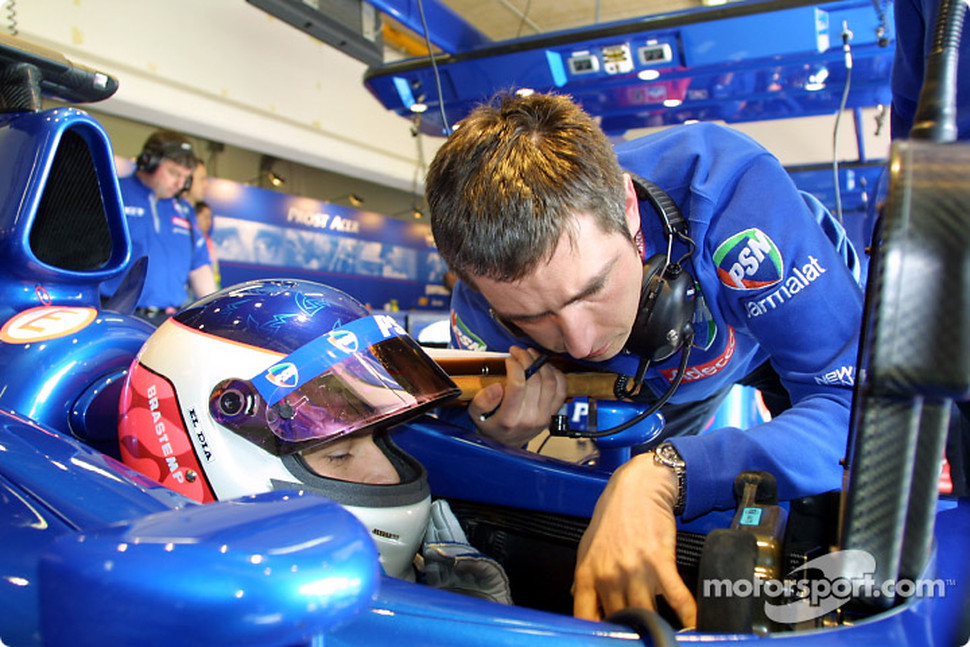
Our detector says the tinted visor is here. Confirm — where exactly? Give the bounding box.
[210,315,459,455]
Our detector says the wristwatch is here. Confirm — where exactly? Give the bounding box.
[653,442,687,516]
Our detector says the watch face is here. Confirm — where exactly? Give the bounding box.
[656,443,685,468]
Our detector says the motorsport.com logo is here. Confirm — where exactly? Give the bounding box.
[701,549,952,623]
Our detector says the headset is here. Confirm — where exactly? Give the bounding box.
[625,172,697,364]
[136,131,196,174]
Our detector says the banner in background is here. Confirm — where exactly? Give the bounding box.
[204,178,450,311]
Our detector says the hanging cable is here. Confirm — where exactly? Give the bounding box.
[415,0,452,136]
[408,115,428,217]
[832,22,853,224]
[870,0,891,47]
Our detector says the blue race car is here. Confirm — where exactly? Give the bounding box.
[0,31,967,647]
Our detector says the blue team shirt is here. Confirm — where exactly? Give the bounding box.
[102,174,211,310]
[447,123,864,518]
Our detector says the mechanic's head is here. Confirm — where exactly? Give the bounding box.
[136,130,198,199]
[426,91,645,362]
[118,279,460,579]
[426,91,629,287]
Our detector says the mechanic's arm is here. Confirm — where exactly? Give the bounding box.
[573,453,697,627]
[469,345,567,447]
[188,264,217,299]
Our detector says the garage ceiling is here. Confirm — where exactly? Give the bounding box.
[435,0,705,41]
[368,0,895,135]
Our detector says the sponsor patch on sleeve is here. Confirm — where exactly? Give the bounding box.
[713,228,784,290]
[450,311,487,351]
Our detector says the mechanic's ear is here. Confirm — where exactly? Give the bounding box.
[622,173,641,238]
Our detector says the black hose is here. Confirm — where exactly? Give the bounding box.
[910,0,966,142]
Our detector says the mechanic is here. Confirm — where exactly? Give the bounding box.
[425,92,864,627]
[118,279,511,603]
[100,130,216,325]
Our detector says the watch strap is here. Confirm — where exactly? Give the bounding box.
[653,442,686,515]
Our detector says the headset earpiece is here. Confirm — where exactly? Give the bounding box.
[135,148,161,173]
[135,132,196,174]
[625,254,695,361]
[622,173,697,362]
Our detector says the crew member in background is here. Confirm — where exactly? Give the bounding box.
[179,159,220,289]
[195,200,221,290]
[101,130,216,325]
[183,157,209,205]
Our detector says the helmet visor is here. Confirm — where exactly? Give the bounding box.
[210,314,459,455]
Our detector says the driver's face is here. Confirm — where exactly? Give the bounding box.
[301,431,400,485]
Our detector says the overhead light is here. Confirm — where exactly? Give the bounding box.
[638,69,661,81]
[390,202,425,220]
[409,102,428,113]
[328,193,365,208]
[663,98,683,108]
[258,155,286,188]
[805,66,829,91]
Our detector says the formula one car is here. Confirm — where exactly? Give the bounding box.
[0,30,968,647]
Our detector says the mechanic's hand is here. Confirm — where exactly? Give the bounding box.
[469,346,567,447]
[573,453,697,628]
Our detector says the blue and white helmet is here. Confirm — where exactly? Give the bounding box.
[120,279,460,579]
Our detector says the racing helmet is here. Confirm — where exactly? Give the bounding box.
[119,279,460,579]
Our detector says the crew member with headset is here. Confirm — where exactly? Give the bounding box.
[424,92,865,627]
[101,130,217,325]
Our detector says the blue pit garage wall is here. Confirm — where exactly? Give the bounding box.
[204,178,451,312]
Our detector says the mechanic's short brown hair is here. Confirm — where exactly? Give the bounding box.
[426,92,628,285]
